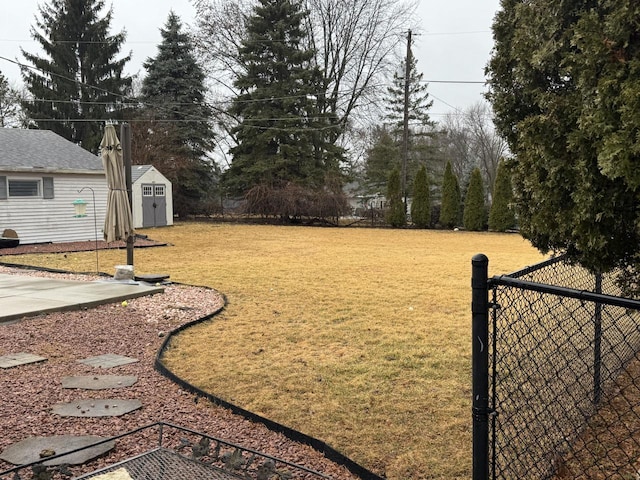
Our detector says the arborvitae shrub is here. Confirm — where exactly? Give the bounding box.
[411,165,431,228]
[463,167,487,231]
[488,160,516,232]
[386,167,406,227]
[439,161,460,228]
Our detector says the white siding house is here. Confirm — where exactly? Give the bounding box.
[130,165,173,229]
[0,129,108,245]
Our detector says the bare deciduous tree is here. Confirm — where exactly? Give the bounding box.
[438,102,507,195]
[0,72,23,128]
[464,102,507,191]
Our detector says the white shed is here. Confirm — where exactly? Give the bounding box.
[130,165,173,228]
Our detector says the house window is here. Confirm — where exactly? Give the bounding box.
[0,177,54,199]
[142,185,153,197]
[43,177,54,199]
[9,179,40,197]
[154,185,165,197]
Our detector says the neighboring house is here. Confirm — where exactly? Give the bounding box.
[0,129,108,244]
[130,165,173,229]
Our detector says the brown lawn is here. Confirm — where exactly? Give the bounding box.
[3,222,546,479]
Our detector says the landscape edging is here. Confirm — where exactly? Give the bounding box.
[0,261,382,479]
[154,295,384,480]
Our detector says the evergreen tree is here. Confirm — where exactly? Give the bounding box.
[223,0,339,197]
[487,0,640,277]
[386,49,434,133]
[140,12,217,217]
[364,125,401,193]
[410,164,431,228]
[463,167,486,231]
[488,160,515,232]
[384,43,435,198]
[20,0,132,152]
[439,161,460,229]
[386,166,406,227]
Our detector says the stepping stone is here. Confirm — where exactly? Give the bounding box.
[52,399,142,417]
[77,354,138,368]
[0,352,46,369]
[62,375,138,390]
[135,273,170,284]
[0,435,114,466]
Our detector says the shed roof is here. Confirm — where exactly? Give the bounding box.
[131,165,153,184]
[0,129,103,173]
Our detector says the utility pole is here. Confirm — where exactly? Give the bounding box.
[402,29,412,213]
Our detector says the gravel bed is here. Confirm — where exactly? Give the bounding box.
[0,265,358,479]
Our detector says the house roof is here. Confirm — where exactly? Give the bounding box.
[0,128,103,173]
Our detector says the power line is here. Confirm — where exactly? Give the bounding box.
[0,55,485,128]
[423,30,490,36]
[418,80,485,85]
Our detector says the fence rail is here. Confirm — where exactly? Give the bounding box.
[472,254,640,480]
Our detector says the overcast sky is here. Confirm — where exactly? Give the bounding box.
[0,0,501,118]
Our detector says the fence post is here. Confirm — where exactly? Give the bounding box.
[594,272,602,405]
[472,254,490,480]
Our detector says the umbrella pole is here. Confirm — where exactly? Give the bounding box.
[121,123,134,266]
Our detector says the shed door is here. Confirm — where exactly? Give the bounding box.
[142,184,167,227]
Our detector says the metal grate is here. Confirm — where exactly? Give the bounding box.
[0,423,330,480]
[77,448,243,479]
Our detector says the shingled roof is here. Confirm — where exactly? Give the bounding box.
[131,165,153,184]
[0,129,103,173]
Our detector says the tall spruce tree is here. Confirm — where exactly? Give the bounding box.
[488,160,515,232]
[386,50,434,133]
[386,166,406,227]
[20,0,131,152]
[385,45,435,197]
[410,164,431,228]
[463,167,486,231]
[223,0,338,197]
[140,12,217,217]
[439,161,461,229]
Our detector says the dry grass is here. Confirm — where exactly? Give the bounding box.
[2,222,546,479]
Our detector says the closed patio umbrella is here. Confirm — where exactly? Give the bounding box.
[101,124,134,243]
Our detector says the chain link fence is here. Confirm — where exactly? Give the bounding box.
[472,254,640,480]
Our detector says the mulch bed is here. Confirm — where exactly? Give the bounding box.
[0,237,168,256]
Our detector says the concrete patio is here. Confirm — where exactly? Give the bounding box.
[0,273,164,324]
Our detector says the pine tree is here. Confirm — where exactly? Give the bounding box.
[385,42,435,197]
[386,166,406,227]
[439,161,460,229]
[463,167,486,231]
[20,0,131,152]
[386,49,434,133]
[488,160,515,232]
[411,165,431,228]
[223,0,338,197]
[364,125,401,193]
[140,12,217,217]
